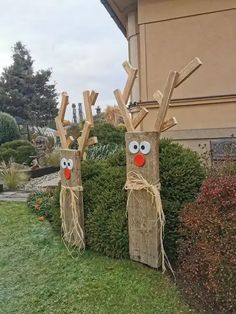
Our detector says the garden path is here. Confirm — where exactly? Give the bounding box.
[0,191,30,202]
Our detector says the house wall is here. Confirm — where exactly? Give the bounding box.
[126,0,236,156]
[138,3,236,101]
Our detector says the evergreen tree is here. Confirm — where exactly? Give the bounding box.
[0,42,58,126]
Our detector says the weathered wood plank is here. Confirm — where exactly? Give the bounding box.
[175,57,202,87]
[126,131,161,268]
[60,149,84,248]
[154,71,178,132]
[114,89,134,132]
[132,108,149,129]
[161,117,177,132]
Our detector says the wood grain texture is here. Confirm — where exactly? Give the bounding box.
[55,92,69,149]
[60,149,84,247]
[126,131,162,268]
[83,91,93,126]
[154,71,178,132]
[122,62,138,105]
[78,121,92,157]
[55,117,68,149]
[114,89,134,132]
[161,117,177,132]
[132,107,149,129]
[89,90,99,107]
[58,92,69,121]
[175,57,202,87]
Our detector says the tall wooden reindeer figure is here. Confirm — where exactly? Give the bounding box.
[55,90,98,249]
[114,58,202,271]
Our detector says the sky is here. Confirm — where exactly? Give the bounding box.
[0,0,128,118]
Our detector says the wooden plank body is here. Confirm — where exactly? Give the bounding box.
[125,131,161,268]
[60,149,84,248]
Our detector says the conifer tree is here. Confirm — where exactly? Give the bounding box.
[0,42,58,126]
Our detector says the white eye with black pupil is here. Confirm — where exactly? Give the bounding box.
[60,158,67,169]
[67,159,73,170]
[129,141,139,154]
[140,141,151,154]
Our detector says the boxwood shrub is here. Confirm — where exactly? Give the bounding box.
[0,140,36,165]
[82,139,205,262]
[28,139,205,264]
[0,111,20,144]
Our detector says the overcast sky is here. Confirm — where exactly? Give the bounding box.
[0,0,128,118]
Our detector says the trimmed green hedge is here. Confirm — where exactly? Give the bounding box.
[90,122,125,145]
[0,140,36,165]
[0,112,20,144]
[28,139,205,264]
[82,139,205,262]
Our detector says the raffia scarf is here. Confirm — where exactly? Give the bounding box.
[125,171,173,275]
[60,185,85,250]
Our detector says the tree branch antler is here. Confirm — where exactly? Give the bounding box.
[154,57,202,133]
[77,90,99,157]
[113,61,148,131]
[55,92,73,149]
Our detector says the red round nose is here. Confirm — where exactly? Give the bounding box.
[64,168,71,180]
[134,154,145,167]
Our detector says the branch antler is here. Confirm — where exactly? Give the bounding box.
[113,61,148,131]
[77,90,99,157]
[154,57,202,133]
[55,92,73,149]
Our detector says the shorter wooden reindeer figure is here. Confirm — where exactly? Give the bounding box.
[114,58,202,271]
[55,90,98,249]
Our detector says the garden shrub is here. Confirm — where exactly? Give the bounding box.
[28,188,61,232]
[159,139,205,204]
[28,139,205,263]
[0,112,20,144]
[41,150,60,167]
[177,175,236,313]
[90,122,125,145]
[0,140,36,165]
[82,160,128,258]
[82,140,204,261]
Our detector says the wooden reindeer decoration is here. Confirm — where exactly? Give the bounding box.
[114,58,202,271]
[55,90,98,249]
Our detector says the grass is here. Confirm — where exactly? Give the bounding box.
[0,202,195,314]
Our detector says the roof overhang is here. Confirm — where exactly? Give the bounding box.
[101,0,137,37]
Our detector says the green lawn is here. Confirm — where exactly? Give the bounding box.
[0,202,195,314]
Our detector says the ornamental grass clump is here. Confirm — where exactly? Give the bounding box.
[0,159,29,190]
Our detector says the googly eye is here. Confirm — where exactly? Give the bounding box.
[140,141,151,155]
[67,159,74,170]
[129,141,139,154]
[60,158,67,169]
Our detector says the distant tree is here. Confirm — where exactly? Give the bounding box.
[0,41,58,126]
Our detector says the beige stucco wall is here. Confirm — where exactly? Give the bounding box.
[105,0,236,156]
[124,0,236,155]
[131,99,236,155]
[139,8,236,101]
[131,96,236,131]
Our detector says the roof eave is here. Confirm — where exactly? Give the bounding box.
[100,0,127,37]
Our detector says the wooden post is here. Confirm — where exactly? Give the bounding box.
[114,58,202,271]
[125,131,161,268]
[55,90,98,249]
[60,149,84,248]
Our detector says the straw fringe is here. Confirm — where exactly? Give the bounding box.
[125,171,174,275]
[60,185,85,251]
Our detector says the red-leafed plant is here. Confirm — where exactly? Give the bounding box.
[177,175,236,313]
